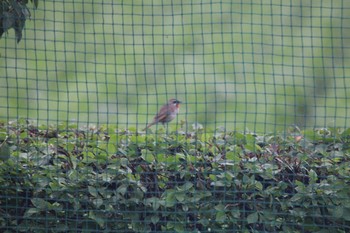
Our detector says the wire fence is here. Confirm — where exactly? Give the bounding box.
[1,0,350,232]
[1,0,349,131]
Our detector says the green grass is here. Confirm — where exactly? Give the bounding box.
[0,1,350,132]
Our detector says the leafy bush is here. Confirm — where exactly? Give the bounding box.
[0,0,38,43]
[1,119,350,232]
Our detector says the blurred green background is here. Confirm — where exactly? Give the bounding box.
[0,0,349,132]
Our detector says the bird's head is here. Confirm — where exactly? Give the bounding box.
[169,98,181,108]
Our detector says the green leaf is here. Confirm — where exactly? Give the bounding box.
[247,212,259,224]
[24,208,39,217]
[0,141,10,161]
[179,182,193,191]
[93,198,104,208]
[89,211,105,228]
[144,197,161,210]
[88,186,99,197]
[31,198,50,210]
[151,215,160,224]
[215,211,226,222]
[141,149,155,163]
[308,169,318,184]
[182,204,189,212]
[116,184,128,195]
[225,150,241,162]
[174,223,184,232]
[107,142,116,154]
[331,206,350,221]
[163,190,177,207]
[214,203,225,211]
[342,208,350,221]
[175,191,186,202]
[255,181,263,191]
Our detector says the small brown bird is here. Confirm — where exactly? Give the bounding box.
[143,98,181,130]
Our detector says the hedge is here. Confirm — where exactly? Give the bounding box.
[1,119,350,232]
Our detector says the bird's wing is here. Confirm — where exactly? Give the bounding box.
[154,105,170,121]
[154,111,168,122]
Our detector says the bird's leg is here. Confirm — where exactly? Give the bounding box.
[160,122,167,131]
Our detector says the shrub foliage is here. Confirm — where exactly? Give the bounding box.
[0,0,38,43]
[1,119,350,232]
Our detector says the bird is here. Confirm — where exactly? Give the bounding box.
[143,98,181,130]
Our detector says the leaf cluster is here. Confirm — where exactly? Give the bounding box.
[0,0,38,43]
[0,120,350,232]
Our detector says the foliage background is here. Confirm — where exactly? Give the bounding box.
[1,121,350,232]
[0,0,350,132]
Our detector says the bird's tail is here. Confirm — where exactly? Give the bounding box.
[142,122,155,131]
